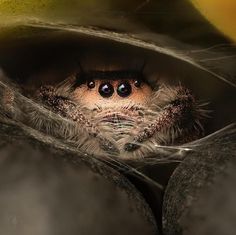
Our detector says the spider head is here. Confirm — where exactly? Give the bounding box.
[73,70,152,110]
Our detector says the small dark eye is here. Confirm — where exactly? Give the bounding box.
[87,80,95,89]
[117,82,132,98]
[134,79,142,88]
[99,82,114,98]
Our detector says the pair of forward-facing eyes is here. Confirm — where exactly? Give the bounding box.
[84,79,143,98]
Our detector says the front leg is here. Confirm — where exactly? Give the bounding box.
[124,86,205,152]
[37,86,119,154]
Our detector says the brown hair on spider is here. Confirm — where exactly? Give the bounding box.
[26,65,208,159]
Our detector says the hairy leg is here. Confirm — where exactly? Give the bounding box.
[124,85,204,152]
[37,86,119,154]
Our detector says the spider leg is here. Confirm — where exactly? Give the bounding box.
[0,87,15,118]
[124,86,203,152]
[38,86,119,154]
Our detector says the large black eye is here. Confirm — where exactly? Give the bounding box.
[99,82,114,98]
[117,82,132,98]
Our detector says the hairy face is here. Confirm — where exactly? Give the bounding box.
[28,68,206,159]
[73,71,152,108]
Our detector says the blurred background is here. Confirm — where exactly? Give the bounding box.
[0,0,236,45]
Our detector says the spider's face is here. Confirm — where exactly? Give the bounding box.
[34,67,205,158]
[73,71,152,110]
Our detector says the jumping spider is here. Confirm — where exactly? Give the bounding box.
[24,67,206,159]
